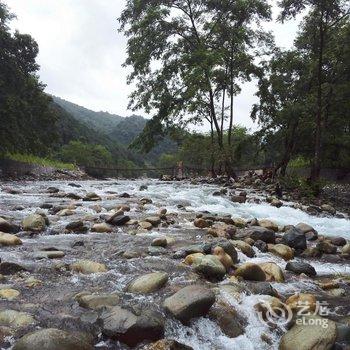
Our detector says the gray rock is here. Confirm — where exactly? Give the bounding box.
[285,261,317,277]
[163,285,215,323]
[128,272,169,293]
[279,316,336,350]
[247,226,276,243]
[193,255,226,280]
[100,306,164,347]
[13,328,93,350]
[282,227,306,251]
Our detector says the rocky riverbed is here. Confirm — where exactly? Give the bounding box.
[0,178,349,350]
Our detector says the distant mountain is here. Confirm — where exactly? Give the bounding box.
[52,96,123,134]
[52,95,178,164]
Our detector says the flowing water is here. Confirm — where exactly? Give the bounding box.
[0,179,349,349]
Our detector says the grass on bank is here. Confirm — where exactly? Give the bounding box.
[4,152,77,171]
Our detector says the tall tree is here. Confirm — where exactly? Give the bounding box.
[279,0,349,181]
[119,0,272,175]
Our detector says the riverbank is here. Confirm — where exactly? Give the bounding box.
[0,179,349,349]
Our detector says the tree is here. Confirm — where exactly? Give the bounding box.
[279,0,350,181]
[0,1,57,156]
[119,0,272,175]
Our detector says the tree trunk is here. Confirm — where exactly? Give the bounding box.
[310,10,325,182]
[210,114,216,177]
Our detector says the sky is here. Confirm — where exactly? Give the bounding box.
[7,0,301,131]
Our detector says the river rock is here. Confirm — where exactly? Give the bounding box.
[0,289,20,300]
[13,328,93,350]
[260,262,285,282]
[70,260,107,274]
[22,214,46,232]
[281,227,306,251]
[330,236,346,246]
[254,240,268,252]
[286,293,316,313]
[128,272,169,293]
[258,219,278,232]
[0,262,27,275]
[99,306,164,347]
[140,197,152,204]
[163,285,215,323]
[151,237,167,247]
[269,244,294,260]
[194,218,210,228]
[247,226,276,243]
[316,241,337,254]
[83,192,101,201]
[76,293,120,310]
[341,243,350,257]
[139,221,153,230]
[234,263,266,281]
[57,209,75,216]
[107,213,130,226]
[193,255,226,280]
[232,218,246,228]
[231,195,246,203]
[212,240,238,263]
[65,221,87,233]
[0,218,18,233]
[0,232,22,246]
[321,204,336,215]
[91,223,112,233]
[145,216,161,226]
[34,250,65,259]
[270,198,283,207]
[142,339,193,350]
[279,315,336,350]
[285,261,316,277]
[183,253,204,265]
[230,240,255,257]
[208,300,246,338]
[295,223,318,241]
[0,310,34,328]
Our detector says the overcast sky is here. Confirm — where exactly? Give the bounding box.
[8,0,300,131]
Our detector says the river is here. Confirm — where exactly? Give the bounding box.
[0,179,349,349]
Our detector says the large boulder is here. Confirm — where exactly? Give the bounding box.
[22,214,46,232]
[341,243,350,257]
[193,255,226,280]
[107,213,130,226]
[285,293,316,313]
[247,226,276,243]
[75,293,120,310]
[316,241,337,254]
[281,227,306,251]
[99,306,164,347]
[269,244,294,261]
[279,315,336,350]
[0,262,27,275]
[258,219,278,232]
[194,218,210,228]
[70,260,107,274]
[230,240,255,258]
[163,285,215,323]
[295,223,318,241]
[0,218,19,233]
[0,232,22,246]
[212,240,238,263]
[128,272,169,293]
[234,263,266,281]
[13,328,93,350]
[0,310,34,328]
[260,262,285,282]
[91,223,112,233]
[285,261,317,277]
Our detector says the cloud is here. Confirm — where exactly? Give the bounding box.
[8,0,300,129]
